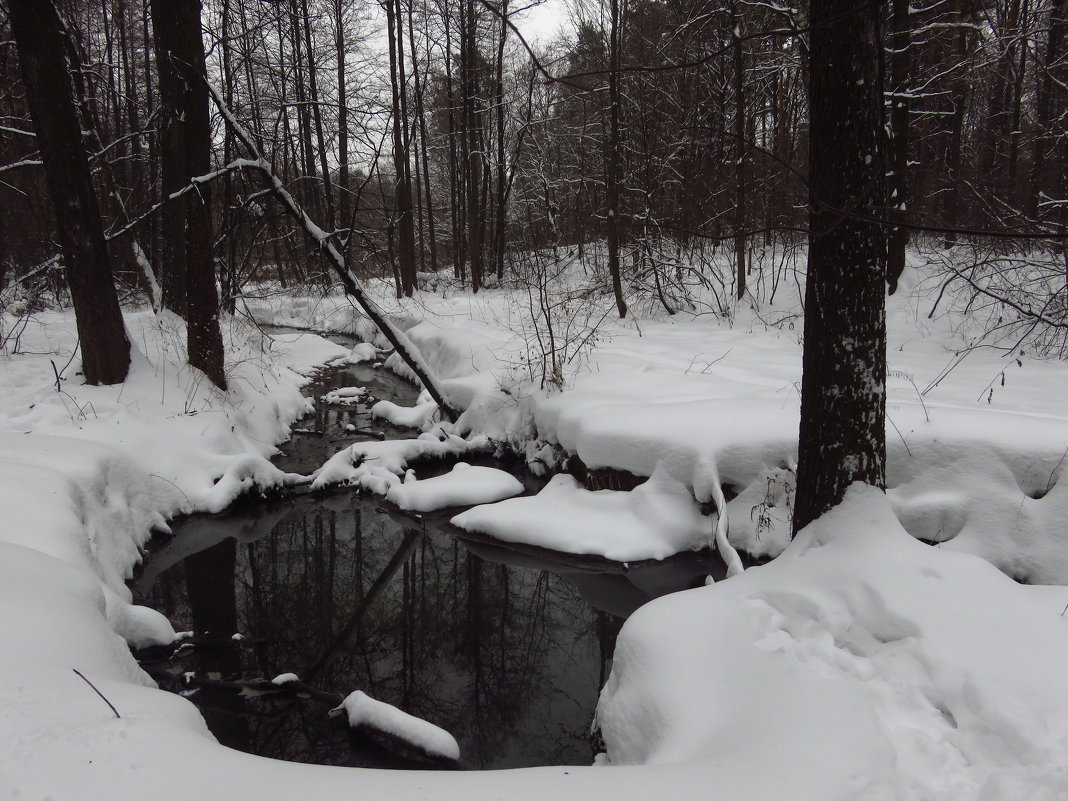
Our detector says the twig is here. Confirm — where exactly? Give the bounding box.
[1045,446,1068,497]
[72,668,120,719]
[886,412,914,458]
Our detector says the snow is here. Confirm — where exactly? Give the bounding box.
[372,397,439,427]
[452,467,712,561]
[596,485,1068,799]
[271,673,299,685]
[330,690,460,762]
[311,431,491,490]
[346,342,379,363]
[5,249,1068,799]
[387,462,523,512]
[321,385,369,405]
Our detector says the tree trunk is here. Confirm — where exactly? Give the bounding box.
[335,0,352,241]
[410,0,440,273]
[886,0,912,293]
[9,0,131,385]
[732,4,747,302]
[462,0,484,292]
[302,0,337,237]
[493,0,510,280]
[1030,0,1067,222]
[793,0,887,534]
[941,4,969,248]
[385,0,417,296]
[606,0,627,317]
[151,0,227,391]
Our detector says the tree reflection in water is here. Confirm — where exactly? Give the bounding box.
[136,493,718,769]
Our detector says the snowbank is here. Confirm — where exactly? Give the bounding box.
[452,467,712,561]
[311,431,491,490]
[0,311,348,666]
[387,462,523,512]
[596,485,1068,799]
[5,250,1068,800]
[373,397,439,428]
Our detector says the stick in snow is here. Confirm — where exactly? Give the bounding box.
[73,668,121,719]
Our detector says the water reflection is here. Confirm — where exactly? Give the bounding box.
[272,357,421,475]
[135,494,718,769]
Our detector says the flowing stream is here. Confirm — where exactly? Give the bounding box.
[132,332,723,770]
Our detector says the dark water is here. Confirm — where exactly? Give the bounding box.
[132,333,722,770]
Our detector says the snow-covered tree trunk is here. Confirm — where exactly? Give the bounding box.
[793,0,887,534]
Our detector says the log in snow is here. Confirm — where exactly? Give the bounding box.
[330,690,460,762]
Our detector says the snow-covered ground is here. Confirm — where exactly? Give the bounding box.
[4,251,1068,799]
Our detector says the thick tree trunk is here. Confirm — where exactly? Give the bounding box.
[9,0,131,386]
[793,0,887,534]
[151,0,227,391]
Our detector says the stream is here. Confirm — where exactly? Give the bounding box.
[132,331,724,770]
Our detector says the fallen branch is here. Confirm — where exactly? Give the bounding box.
[204,82,463,423]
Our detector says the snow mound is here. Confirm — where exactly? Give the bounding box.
[596,484,1068,798]
[372,398,438,428]
[201,454,303,514]
[385,462,523,512]
[311,432,491,490]
[345,342,378,363]
[112,603,177,650]
[320,386,369,406]
[888,447,1068,584]
[451,465,712,561]
[330,690,460,761]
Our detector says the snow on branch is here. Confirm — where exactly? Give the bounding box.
[0,156,43,175]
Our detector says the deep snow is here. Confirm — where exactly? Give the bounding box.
[3,252,1068,799]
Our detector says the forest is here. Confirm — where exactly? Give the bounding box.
[2,0,1068,798]
[2,0,1064,312]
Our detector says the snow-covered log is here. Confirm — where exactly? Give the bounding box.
[330,690,461,764]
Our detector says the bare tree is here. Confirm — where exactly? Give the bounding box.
[8,0,131,385]
[151,0,227,390]
[793,0,887,533]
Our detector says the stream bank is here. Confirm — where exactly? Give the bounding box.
[132,331,725,770]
